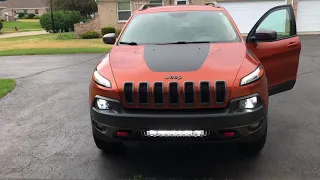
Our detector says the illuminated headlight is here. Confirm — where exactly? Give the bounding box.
[239,96,259,109]
[145,130,207,137]
[93,69,111,88]
[96,99,111,110]
[240,65,264,86]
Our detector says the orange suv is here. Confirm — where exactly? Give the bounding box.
[89,3,301,155]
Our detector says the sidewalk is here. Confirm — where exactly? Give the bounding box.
[0,31,48,39]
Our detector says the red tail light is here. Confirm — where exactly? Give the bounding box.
[223,131,235,137]
[116,131,129,137]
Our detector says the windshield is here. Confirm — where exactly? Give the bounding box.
[118,11,240,45]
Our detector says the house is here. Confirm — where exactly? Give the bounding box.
[95,0,320,33]
[0,0,49,21]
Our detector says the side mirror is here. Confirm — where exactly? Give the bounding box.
[103,33,116,44]
[253,29,277,41]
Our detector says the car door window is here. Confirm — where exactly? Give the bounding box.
[247,5,296,42]
[256,9,291,39]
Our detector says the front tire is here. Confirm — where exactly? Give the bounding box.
[237,133,267,156]
[237,122,268,156]
[93,132,125,154]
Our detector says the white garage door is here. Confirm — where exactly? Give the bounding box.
[219,1,286,33]
[297,0,320,32]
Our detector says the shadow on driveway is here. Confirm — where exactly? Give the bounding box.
[99,143,262,179]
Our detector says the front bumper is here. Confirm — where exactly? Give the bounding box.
[91,94,268,143]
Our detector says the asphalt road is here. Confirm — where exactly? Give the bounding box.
[1,36,320,179]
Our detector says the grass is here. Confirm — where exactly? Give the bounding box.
[0,48,110,56]
[0,79,16,99]
[1,20,42,33]
[0,33,112,56]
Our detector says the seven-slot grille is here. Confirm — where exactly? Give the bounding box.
[169,82,179,105]
[184,82,195,105]
[123,81,226,106]
[153,82,164,105]
[215,81,226,104]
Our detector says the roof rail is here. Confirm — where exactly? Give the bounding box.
[205,2,220,8]
[139,4,159,11]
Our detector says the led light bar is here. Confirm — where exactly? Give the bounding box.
[144,130,207,137]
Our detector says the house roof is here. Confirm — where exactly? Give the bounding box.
[1,0,49,9]
[0,1,10,8]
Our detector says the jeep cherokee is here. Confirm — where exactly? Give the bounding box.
[89,3,301,155]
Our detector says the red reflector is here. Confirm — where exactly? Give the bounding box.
[223,131,235,137]
[116,131,129,137]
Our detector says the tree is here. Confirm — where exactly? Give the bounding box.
[51,0,98,18]
[40,11,81,32]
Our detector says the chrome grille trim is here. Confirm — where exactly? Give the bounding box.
[183,81,195,106]
[199,81,211,105]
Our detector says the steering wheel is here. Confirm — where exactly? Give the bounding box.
[192,33,219,42]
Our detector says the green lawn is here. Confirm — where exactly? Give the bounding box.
[0,79,16,98]
[0,33,112,56]
[0,48,110,56]
[1,20,43,33]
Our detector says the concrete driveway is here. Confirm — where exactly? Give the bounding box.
[1,36,320,179]
[0,31,48,39]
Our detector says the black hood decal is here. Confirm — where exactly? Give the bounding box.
[144,44,210,72]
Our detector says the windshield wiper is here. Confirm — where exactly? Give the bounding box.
[119,41,138,45]
[156,41,211,45]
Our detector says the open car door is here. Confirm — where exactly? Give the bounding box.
[246,5,301,96]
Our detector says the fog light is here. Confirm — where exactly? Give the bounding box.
[145,130,206,137]
[96,99,111,110]
[249,120,262,130]
[239,96,258,109]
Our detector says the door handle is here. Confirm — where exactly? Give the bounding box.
[287,42,298,47]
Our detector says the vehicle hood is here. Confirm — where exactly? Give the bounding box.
[109,43,247,86]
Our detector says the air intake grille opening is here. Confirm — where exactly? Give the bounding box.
[184,82,194,104]
[169,82,179,105]
[138,82,148,104]
[215,81,226,104]
[153,82,163,105]
[124,82,134,104]
[200,82,210,104]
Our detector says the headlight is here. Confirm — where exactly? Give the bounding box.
[238,96,259,109]
[96,99,111,110]
[94,97,120,113]
[240,65,264,86]
[93,69,111,88]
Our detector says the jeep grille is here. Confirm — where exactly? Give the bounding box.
[123,81,226,107]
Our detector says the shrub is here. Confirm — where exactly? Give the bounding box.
[0,19,5,22]
[33,16,40,19]
[101,26,115,36]
[56,32,76,40]
[116,28,122,36]
[40,11,81,33]
[17,12,25,18]
[28,13,36,19]
[81,31,99,39]
[21,16,29,19]
[0,22,2,31]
